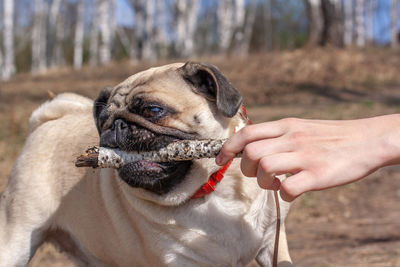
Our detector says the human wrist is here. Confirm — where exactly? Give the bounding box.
[372,114,400,168]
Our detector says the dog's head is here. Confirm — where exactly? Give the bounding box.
[93,62,244,205]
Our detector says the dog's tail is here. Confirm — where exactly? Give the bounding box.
[29,93,93,134]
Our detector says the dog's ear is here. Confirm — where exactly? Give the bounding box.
[178,62,242,118]
[93,86,113,133]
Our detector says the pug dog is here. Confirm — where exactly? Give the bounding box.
[0,62,292,266]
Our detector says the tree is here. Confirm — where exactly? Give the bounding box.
[321,0,343,46]
[218,0,235,53]
[89,0,99,66]
[48,0,64,67]
[233,0,258,55]
[343,0,353,46]
[129,0,166,61]
[304,0,344,47]
[355,0,365,47]
[232,0,245,46]
[155,0,169,58]
[304,0,323,45]
[217,0,252,53]
[98,0,111,64]
[73,0,84,69]
[141,0,156,61]
[129,0,145,60]
[109,0,117,43]
[391,0,399,49]
[2,0,16,79]
[49,0,62,29]
[175,0,199,57]
[32,0,48,73]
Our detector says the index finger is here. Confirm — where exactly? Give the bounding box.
[216,121,285,165]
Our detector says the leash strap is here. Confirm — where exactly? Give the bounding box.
[272,190,281,267]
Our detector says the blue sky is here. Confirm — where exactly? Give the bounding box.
[115,0,400,45]
[374,0,400,44]
[116,0,134,26]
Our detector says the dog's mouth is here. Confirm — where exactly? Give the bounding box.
[118,160,192,194]
[99,118,192,195]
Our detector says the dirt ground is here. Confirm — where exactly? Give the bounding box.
[1,49,400,266]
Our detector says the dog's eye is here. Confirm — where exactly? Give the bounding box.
[142,106,164,119]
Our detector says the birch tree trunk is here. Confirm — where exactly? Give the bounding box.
[48,0,62,67]
[98,0,111,64]
[142,0,156,61]
[175,0,186,56]
[52,6,65,67]
[186,0,199,56]
[3,0,16,79]
[110,0,117,41]
[155,0,168,58]
[130,0,158,61]
[73,0,85,69]
[236,0,245,27]
[218,0,235,52]
[343,1,353,46]
[234,0,257,55]
[355,0,365,47]
[344,0,353,46]
[130,0,145,61]
[90,0,99,66]
[391,0,399,49]
[32,0,48,73]
[218,0,250,53]
[175,0,199,57]
[305,0,323,46]
[49,0,62,27]
[231,0,244,49]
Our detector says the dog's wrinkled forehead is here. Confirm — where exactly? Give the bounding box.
[109,64,182,108]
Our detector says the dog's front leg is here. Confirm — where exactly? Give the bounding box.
[0,181,53,266]
[0,155,61,267]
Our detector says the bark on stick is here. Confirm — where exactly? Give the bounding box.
[76,139,237,169]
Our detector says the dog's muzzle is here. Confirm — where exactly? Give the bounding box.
[99,111,194,195]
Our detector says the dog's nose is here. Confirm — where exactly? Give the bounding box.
[100,119,130,148]
[114,119,129,131]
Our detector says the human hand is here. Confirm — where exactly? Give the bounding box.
[216,115,400,201]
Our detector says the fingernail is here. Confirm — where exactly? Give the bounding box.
[270,178,281,191]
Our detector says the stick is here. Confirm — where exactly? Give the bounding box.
[75,139,237,169]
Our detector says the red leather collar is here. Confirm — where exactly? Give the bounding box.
[191,158,233,199]
[190,105,250,199]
